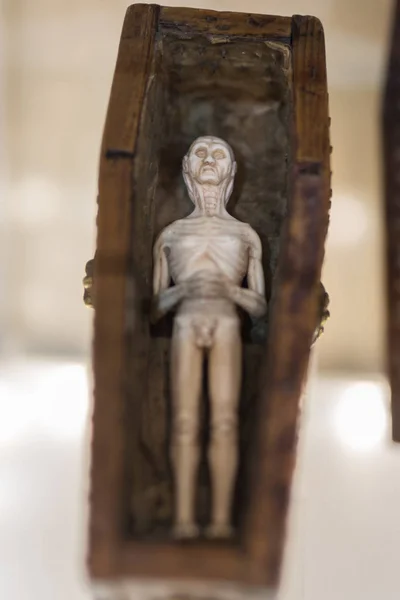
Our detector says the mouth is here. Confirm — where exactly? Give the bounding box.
[201,168,217,179]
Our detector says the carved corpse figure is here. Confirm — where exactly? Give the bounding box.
[152,136,267,539]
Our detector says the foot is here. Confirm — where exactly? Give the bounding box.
[205,523,235,540]
[172,522,200,540]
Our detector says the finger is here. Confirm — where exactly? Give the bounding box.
[201,286,225,298]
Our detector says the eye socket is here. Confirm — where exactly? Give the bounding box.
[195,147,207,158]
[213,149,226,160]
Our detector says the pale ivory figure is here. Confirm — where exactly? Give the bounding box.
[152,136,267,539]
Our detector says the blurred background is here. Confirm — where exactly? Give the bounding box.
[1,1,399,599]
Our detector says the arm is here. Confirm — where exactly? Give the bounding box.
[151,231,185,322]
[228,228,267,318]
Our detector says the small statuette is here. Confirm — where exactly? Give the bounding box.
[152,137,267,538]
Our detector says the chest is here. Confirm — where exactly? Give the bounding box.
[171,225,246,258]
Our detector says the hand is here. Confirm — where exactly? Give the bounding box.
[182,270,231,300]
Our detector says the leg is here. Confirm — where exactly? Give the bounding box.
[207,318,241,538]
[170,319,203,539]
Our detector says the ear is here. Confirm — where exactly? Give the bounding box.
[232,161,237,177]
[225,178,233,204]
[182,157,197,205]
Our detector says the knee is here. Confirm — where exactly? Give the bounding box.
[210,414,238,442]
[172,414,198,445]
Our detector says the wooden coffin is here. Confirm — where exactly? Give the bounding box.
[88,4,330,596]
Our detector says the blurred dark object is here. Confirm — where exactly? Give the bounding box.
[383,0,400,443]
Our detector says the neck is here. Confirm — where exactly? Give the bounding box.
[191,182,227,217]
[203,186,219,216]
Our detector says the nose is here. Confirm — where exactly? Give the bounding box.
[204,153,215,165]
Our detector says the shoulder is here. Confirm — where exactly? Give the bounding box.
[154,220,181,249]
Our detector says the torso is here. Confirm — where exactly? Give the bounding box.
[164,215,252,286]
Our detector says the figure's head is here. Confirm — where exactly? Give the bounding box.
[183,136,237,188]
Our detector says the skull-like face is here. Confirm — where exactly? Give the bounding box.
[186,137,235,185]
